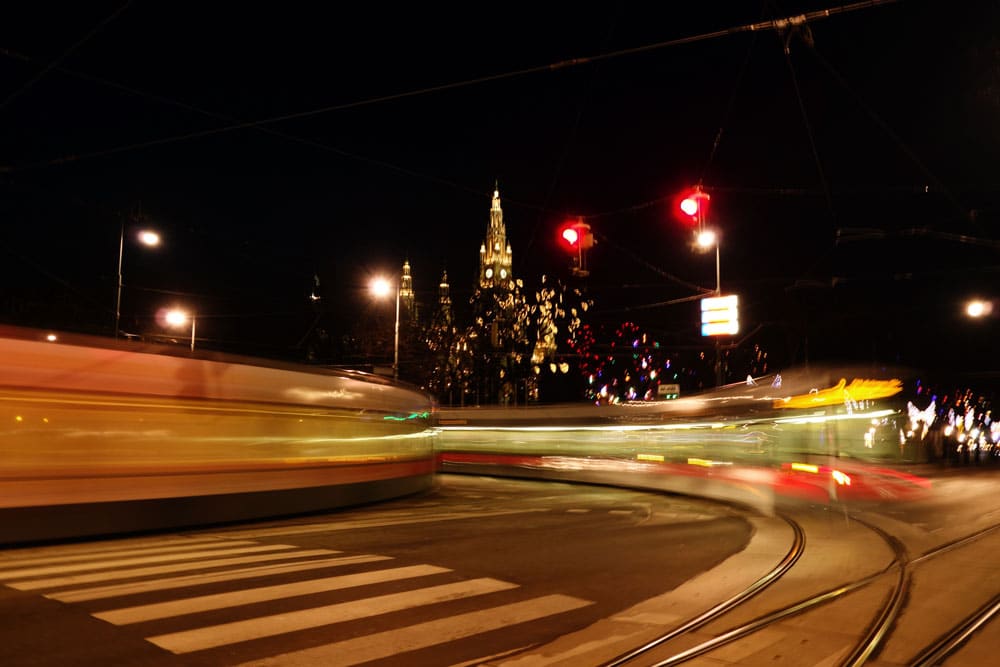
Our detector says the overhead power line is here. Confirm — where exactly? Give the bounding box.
[2,0,899,174]
[0,1,132,113]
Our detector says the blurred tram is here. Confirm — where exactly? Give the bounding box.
[436,364,934,510]
[0,321,937,544]
[437,365,914,461]
[0,326,437,545]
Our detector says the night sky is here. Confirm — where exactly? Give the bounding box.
[2,1,998,381]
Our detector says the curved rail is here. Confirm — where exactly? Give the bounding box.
[840,516,910,666]
[603,514,806,666]
[905,522,1000,665]
[440,456,926,666]
[910,594,1000,666]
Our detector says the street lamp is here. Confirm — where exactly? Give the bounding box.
[696,228,721,296]
[165,308,196,351]
[369,276,400,381]
[696,228,725,386]
[115,220,160,338]
[966,300,992,318]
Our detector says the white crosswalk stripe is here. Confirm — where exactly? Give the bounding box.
[238,594,594,666]
[0,537,245,567]
[7,546,319,590]
[94,563,452,624]
[0,533,593,663]
[48,553,391,603]
[0,543,298,580]
[147,577,520,654]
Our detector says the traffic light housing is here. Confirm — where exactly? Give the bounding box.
[674,186,710,225]
[558,219,594,251]
[558,218,595,277]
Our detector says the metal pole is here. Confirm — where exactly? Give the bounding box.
[393,283,400,381]
[190,317,196,352]
[714,242,721,296]
[713,237,722,386]
[115,218,124,339]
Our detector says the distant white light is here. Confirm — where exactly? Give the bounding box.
[165,309,189,327]
[137,230,161,246]
[966,300,992,318]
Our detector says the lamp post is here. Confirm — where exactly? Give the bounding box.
[115,219,160,338]
[369,276,400,381]
[696,229,721,297]
[165,308,196,351]
[696,228,724,386]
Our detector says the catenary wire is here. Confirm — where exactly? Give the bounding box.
[1,0,899,178]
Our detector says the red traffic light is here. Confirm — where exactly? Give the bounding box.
[675,187,709,225]
[559,219,594,250]
[561,226,581,246]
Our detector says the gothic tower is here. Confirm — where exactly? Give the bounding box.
[399,259,416,320]
[478,187,513,289]
[470,185,529,405]
[437,270,452,326]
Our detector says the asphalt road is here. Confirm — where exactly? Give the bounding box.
[0,475,754,667]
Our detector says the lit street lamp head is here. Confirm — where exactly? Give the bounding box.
[164,308,196,351]
[696,229,718,249]
[165,309,189,327]
[965,300,992,318]
[370,276,393,299]
[137,230,161,247]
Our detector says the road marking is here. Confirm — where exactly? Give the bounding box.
[95,564,452,624]
[147,578,519,654]
[207,509,548,539]
[0,537,241,566]
[238,594,593,666]
[1,535,598,663]
[0,544,298,580]
[48,554,392,603]
[8,548,326,590]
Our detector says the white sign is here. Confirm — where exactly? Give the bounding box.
[701,294,739,336]
[658,383,681,399]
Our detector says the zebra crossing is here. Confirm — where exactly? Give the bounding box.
[0,523,592,665]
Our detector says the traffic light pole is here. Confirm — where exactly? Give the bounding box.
[713,242,723,387]
[681,187,726,386]
[699,199,723,387]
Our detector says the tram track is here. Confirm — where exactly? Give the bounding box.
[603,514,807,667]
[601,508,1000,667]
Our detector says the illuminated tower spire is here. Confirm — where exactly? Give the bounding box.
[399,259,416,317]
[438,270,452,325]
[478,184,513,289]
